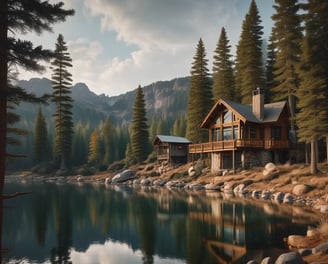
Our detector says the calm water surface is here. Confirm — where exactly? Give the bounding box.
[2,178,320,264]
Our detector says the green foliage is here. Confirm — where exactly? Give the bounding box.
[0,1,73,187]
[130,86,150,163]
[172,115,186,137]
[186,38,213,143]
[34,107,50,163]
[296,0,328,173]
[88,129,101,165]
[51,34,74,171]
[101,116,115,165]
[235,0,264,104]
[270,0,302,129]
[71,122,88,166]
[212,27,235,101]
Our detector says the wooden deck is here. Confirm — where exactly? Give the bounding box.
[189,139,289,153]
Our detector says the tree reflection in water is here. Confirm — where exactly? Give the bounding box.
[2,181,321,264]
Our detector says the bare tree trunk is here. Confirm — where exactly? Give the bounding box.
[305,143,309,165]
[0,0,8,194]
[326,136,328,164]
[311,139,318,174]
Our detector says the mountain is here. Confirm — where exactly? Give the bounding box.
[16,76,190,130]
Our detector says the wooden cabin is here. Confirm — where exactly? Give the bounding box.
[189,88,291,173]
[153,135,191,167]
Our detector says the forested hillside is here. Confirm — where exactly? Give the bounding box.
[7,76,190,171]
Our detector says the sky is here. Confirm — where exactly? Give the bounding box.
[18,0,274,97]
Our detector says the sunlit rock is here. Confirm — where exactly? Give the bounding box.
[111,170,136,183]
[275,252,303,264]
[262,162,279,180]
[292,184,312,196]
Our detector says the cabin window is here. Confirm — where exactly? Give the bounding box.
[233,125,238,139]
[216,128,221,141]
[250,127,256,139]
[216,116,221,125]
[223,109,233,123]
[223,127,233,140]
[272,126,281,140]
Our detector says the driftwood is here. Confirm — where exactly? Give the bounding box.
[1,191,32,199]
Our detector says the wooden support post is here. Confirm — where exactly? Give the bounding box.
[232,149,235,173]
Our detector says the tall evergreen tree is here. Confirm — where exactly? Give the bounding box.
[71,122,88,166]
[102,116,115,165]
[33,107,48,163]
[88,128,101,165]
[186,38,213,143]
[173,115,186,137]
[130,86,150,163]
[296,0,328,174]
[0,1,73,192]
[212,27,235,101]
[51,34,74,173]
[235,0,264,104]
[265,36,276,103]
[271,0,302,130]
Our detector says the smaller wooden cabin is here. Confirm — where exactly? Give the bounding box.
[153,135,191,167]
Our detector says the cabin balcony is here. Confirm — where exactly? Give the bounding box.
[189,139,290,154]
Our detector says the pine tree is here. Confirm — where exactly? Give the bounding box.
[102,116,115,165]
[271,0,302,130]
[296,0,328,174]
[212,27,235,101]
[186,38,213,143]
[0,1,73,192]
[88,129,101,165]
[235,0,264,104]
[130,86,150,163]
[265,36,276,103]
[173,115,186,137]
[34,107,48,163]
[71,122,88,166]
[51,34,74,173]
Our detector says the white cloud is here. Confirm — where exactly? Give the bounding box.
[18,0,274,96]
[70,240,185,264]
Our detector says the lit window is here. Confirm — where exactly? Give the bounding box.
[223,127,233,140]
[223,109,232,123]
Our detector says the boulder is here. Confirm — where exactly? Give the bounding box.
[283,193,295,204]
[262,163,279,180]
[272,192,285,203]
[140,178,151,186]
[246,261,258,264]
[105,177,111,185]
[188,166,196,177]
[292,184,312,196]
[275,252,303,264]
[287,235,310,248]
[112,170,136,183]
[312,242,328,254]
[205,183,220,191]
[260,257,274,264]
[320,204,328,213]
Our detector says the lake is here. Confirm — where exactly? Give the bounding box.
[2,178,320,264]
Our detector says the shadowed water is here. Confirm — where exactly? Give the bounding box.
[2,179,320,263]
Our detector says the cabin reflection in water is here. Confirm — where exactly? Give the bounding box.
[189,199,288,264]
[189,200,246,263]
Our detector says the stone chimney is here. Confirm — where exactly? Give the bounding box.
[252,87,264,121]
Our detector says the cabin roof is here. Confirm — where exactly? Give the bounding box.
[153,135,192,145]
[201,99,288,128]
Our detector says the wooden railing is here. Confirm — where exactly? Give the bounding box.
[189,139,289,153]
